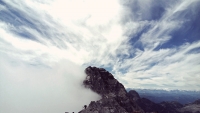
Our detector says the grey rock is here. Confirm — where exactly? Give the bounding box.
[79,66,144,113]
[128,90,140,101]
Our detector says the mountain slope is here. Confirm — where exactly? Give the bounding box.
[178,99,200,113]
[78,66,200,113]
[79,66,143,113]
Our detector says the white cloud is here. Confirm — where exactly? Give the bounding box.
[0,54,101,113]
[119,41,200,90]
[0,2,200,113]
[0,0,132,68]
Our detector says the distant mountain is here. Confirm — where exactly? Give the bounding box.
[128,89,200,113]
[128,90,183,113]
[127,88,200,104]
[77,66,200,113]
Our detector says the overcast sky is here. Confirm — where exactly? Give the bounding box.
[0,0,200,112]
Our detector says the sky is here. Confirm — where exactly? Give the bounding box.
[0,0,200,112]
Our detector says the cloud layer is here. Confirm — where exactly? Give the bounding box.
[0,0,200,112]
[0,53,100,113]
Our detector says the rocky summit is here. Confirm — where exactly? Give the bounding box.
[79,66,143,113]
[78,66,200,113]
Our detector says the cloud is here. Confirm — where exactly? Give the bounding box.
[112,0,200,90]
[0,53,100,113]
[0,0,128,65]
[0,2,200,113]
[120,41,200,90]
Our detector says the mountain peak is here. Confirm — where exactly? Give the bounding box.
[79,66,143,113]
[78,66,200,113]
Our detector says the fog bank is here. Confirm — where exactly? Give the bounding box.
[0,55,101,113]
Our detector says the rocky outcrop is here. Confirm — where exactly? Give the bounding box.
[79,66,143,113]
[178,99,200,113]
[78,66,200,113]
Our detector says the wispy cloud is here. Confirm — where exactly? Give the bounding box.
[0,0,200,112]
[114,0,200,90]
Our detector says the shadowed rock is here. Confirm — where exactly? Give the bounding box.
[79,66,144,113]
[128,90,140,101]
[78,66,199,113]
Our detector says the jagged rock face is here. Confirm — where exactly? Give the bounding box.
[78,66,200,113]
[79,98,128,113]
[79,66,143,113]
[83,67,126,98]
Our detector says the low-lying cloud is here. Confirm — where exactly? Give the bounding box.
[0,54,101,113]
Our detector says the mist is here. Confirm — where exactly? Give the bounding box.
[0,54,101,113]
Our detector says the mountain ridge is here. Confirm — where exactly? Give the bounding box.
[127,88,200,104]
[78,66,200,113]
[79,66,144,113]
